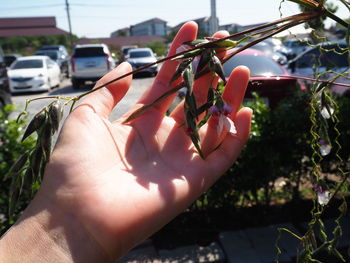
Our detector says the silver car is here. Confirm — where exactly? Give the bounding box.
[70,44,115,89]
[126,48,158,76]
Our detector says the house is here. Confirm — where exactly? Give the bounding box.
[110,27,130,37]
[219,23,240,34]
[172,17,219,36]
[0,16,69,37]
[129,18,167,36]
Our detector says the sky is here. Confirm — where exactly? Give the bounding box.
[0,0,349,38]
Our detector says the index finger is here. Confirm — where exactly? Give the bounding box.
[136,21,198,112]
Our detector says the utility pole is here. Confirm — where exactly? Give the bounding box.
[65,0,73,49]
[209,0,219,35]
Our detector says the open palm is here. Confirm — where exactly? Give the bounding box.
[40,22,252,260]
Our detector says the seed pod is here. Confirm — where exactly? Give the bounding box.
[22,110,47,142]
[23,167,34,193]
[30,147,43,178]
[169,59,192,84]
[48,101,62,134]
[4,152,29,180]
[209,55,227,84]
[183,67,194,95]
[194,49,212,77]
[185,92,198,120]
[40,122,52,161]
[8,172,25,218]
[207,87,215,105]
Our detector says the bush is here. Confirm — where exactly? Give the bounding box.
[193,89,350,210]
[146,41,166,56]
[0,105,36,235]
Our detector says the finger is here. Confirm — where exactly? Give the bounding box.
[203,107,252,188]
[76,62,132,119]
[136,21,198,112]
[222,66,250,117]
[170,30,230,124]
[200,66,250,157]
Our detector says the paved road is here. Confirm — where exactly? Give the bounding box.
[11,76,155,122]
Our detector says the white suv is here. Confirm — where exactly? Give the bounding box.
[70,44,115,89]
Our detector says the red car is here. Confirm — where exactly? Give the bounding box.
[223,48,303,108]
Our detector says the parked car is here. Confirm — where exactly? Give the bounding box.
[70,44,115,89]
[39,45,69,58]
[223,48,302,108]
[126,48,158,76]
[0,46,12,107]
[119,45,138,64]
[250,42,288,65]
[286,41,350,96]
[8,56,61,93]
[35,50,69,78]
[4,54,22,68]
[283,39,311,59]
[262,38,293,60]
[38,45,70,77]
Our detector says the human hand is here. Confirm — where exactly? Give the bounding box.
[0,22,251,263]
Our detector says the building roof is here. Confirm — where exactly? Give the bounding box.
[77,35,166,49]
[0,16,69,37]
[131,17,167,27]
[172,17,211,31]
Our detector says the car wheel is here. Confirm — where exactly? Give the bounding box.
[47,78,52,91]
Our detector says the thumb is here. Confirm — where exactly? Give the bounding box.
[77,62,132,119]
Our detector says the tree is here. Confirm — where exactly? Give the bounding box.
[298,0,338,30]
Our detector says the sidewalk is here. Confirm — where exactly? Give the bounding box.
[118,216,350,263]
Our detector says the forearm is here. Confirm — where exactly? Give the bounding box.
[0,194,112,263]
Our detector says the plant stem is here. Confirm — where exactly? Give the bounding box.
[73,11,320,102]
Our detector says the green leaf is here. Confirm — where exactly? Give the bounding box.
[183,39,209,47]
[205,38,238,48]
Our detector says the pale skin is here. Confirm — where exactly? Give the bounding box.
[0,22,252,263]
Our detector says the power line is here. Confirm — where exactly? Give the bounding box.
[0,4,64,10]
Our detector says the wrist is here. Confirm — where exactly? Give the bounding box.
[0,191,112,263]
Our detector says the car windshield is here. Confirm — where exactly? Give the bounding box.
[12,59,43,69]
[74,47,105,57]
[36,52,58,60]
[41,46,60,51]
[252,44,272,53]
[223,54,284,77]
[129,51,152,58]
